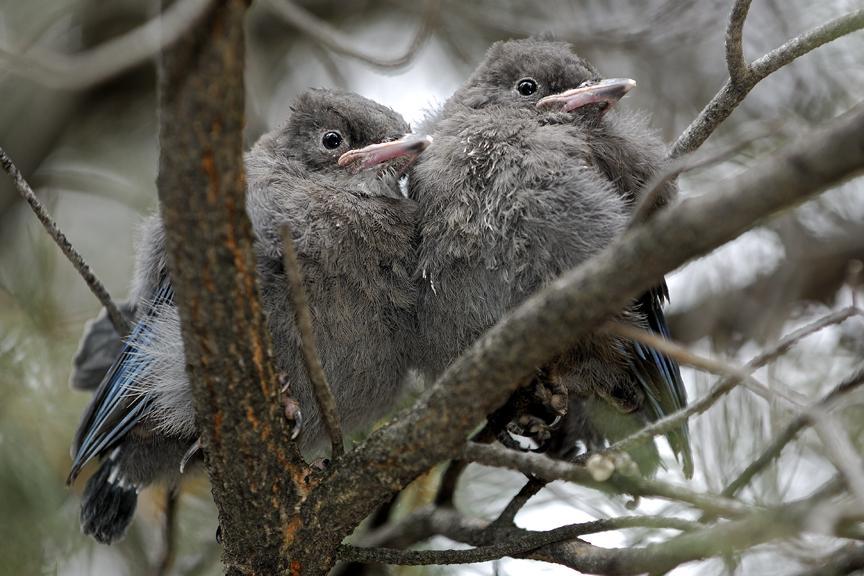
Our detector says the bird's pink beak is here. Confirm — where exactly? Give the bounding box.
[338,134,433,171]
[536,78,636,113]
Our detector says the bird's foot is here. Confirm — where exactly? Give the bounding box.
[179,437,202,473]
[488,372,567,452]
[279,375,303,440]
[533,372,569,418]
[509,414,561,445]
[303,457,331,484]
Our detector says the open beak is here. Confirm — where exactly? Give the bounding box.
[338,134,433,172]
[536,78,636,113]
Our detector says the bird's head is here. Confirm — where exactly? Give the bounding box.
[269,88,430,196]
[450,38,635,124]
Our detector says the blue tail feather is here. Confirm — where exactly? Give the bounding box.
[68,277,174,484]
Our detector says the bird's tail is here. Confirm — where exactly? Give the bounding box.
[80,455,138,544]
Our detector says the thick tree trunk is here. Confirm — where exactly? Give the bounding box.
[156,1,307,573]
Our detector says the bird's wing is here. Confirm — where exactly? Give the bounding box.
[628,281,694,478]
[69,301,137,391]
[68,276,175,484]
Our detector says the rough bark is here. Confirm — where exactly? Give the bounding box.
[156,1,306,573]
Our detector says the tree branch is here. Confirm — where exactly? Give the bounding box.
[0,145,129,334]
[155,1,306,573]
[810,409,864,511]
[155,489,179,576]
[286,104,864,574]
[265,0,437,71]
[341,487,852,575]
[610,306,862,456]
[630,121,782,226]
[606,320,808,411]
[280,226,343,458]
[0,0,212,90]
[603,321,757,383]
[799,545,864,576]
[492,476,548,527]
[671,8,864,157]
[725,0,753,85]
[340,507,699,567]
[721,367,864,499]
[465,442,752,518]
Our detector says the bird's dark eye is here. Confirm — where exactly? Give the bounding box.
[322,131,343,149]
[516,78,538,96]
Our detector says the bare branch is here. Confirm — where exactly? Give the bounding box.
[434,425,496,507]
[810,409,864,511]
[341,507,699,567]
[281,226,344,458]
[343,490,852,575]
[630,123,782,226]
[493,477,548,527]
[465,442,752,518]
[607,320,810,409]
[725,0,753,84]
[0,145,129,334]
[799,545,864,576]
[265,0,438,71]
[671,8,864,157]
[611,306,862,456]
[750,9,864,82]
[721,367,864,500]
[603,321,756,382]
[0,0,212,90]
[155,489,179,576]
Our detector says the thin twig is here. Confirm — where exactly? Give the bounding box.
[722,368,864,499]
[434,424,495,507]
[725,0,753,84]
[281,226,344,458]
[341,495,851,573]
[604,321,805,412]
[493,477,548,528]
[265,0,438,71]
[609,306,861,455]
[0,0,213,90]
[671,8,864,157]
[0,146,129,334]
[798,544,864,576]
[155,489,179,576]
[464,443,752,518]
[604,321,754,381]
[810,409,864,512]
[630,124,781,226]
[340,512,700,566]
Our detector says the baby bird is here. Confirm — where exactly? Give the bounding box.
[68,88,429,544]
[411,38,692,477]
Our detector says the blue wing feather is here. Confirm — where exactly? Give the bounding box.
[628,281,693,478]
[68,277,174,484]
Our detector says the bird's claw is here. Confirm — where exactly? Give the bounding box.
[303,457,331,484]
[279,375,303,440]
[510,414,560,445]
[179,437,202,474]
[533,371,569,417]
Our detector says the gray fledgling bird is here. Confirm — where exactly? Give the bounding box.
[68,88,429,544]
[410,38,692,477]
